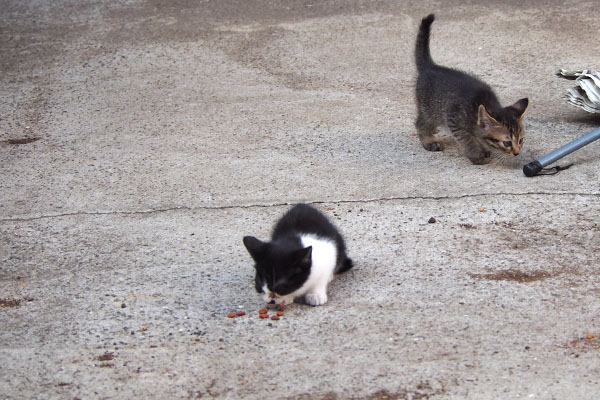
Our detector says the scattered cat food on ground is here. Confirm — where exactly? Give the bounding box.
[558,333,600,351]
[225,306,288,321]
[227,311,247,318]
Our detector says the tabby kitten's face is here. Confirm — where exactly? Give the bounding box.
[478,98,529,158]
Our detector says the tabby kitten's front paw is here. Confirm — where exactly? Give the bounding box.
[422,141,443,152]
[468,151,491,165]
[305,292,328,306]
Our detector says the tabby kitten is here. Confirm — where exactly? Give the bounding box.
[414,14,529,164]
[243,204,353,307]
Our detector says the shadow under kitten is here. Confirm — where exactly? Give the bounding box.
[414,14,529,165]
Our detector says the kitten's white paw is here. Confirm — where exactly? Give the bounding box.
[305,292,328,306]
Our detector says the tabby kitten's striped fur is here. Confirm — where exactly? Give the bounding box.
[414,14,529,165]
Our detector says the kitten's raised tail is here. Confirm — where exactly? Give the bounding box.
[415,14,435,71]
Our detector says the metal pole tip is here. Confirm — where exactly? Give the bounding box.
[523,161,543,177]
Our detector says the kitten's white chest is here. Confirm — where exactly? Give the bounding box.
[300,234,337,285]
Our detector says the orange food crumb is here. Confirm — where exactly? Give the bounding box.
[277,311,284,316]
[270,315,280,321]
[236,311,246,316]
[258,309,268,314]
[227,312,236,318]
[587,333,595,339]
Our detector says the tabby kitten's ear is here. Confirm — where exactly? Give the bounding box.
[510,98,529,118]
[477,105,501,130]
[243,236,268,262]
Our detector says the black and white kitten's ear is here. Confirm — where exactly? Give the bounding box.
[294,246,312,267]
[243,236,268,262]
[477,105,501,130]
[510,98,529,118]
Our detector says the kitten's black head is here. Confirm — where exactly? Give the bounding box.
[242,236,312,304]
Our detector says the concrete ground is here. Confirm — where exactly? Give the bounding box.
[1,0,599,399]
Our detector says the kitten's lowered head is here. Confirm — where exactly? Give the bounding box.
[243,235,312,306]
[477,97,529,158]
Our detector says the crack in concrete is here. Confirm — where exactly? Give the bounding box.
[1,191,597,223]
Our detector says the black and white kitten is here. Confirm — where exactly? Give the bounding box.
[243,203,353,307]
[415,14,529,164]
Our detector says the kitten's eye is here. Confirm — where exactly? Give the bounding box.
[502,141,512,147]
[519,138,523,145]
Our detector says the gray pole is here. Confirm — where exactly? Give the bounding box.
[523,126,600,177]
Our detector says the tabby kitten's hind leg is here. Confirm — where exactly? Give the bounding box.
[416,115,443,152]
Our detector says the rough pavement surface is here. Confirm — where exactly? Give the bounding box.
[1,1,599,399]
